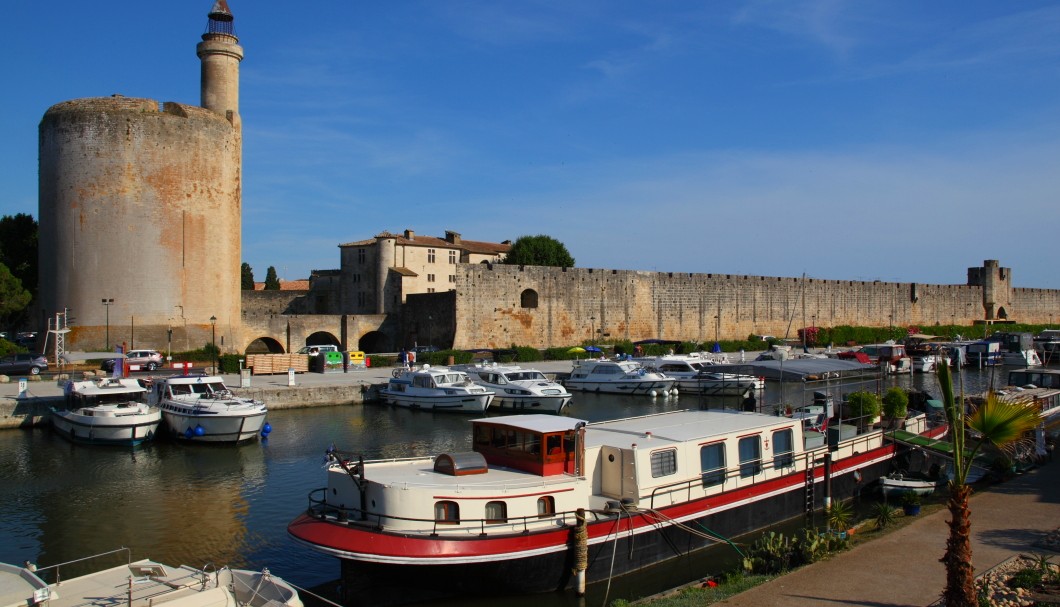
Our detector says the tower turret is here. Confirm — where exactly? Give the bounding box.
[197,0,243,119]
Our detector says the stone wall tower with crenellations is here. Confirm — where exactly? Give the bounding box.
[38,1,244,354]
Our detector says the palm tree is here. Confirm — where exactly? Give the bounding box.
[937,361,1044,606]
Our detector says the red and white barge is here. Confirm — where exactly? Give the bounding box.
[289,409,942,598]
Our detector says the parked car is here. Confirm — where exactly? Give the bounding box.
[412,345,439,353]
[0,353,48,376]
[101,349,163,372]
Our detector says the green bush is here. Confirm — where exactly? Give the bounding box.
[845,390,881,420]
[0,338,24,357]
[872,501,898,530]
[882,387,909,419]
[512,346,541,362]
[218,353,242,374]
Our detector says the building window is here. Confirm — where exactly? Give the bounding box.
[434,500,459,524]
[520,289,539,309]
[650,449,677,477]
[773,429,794,469]
[739,435,762,478]
[427,288,435,293]
[357,248,365,263]
[700,442,726,487]
[537,496,555,517]
[352,274,360,283]
[428,249,436,263]
[485,501,507,523]
[449,250,457,264]
[449,275,456,283]
[357,292,366,307]
[427,274,435,282]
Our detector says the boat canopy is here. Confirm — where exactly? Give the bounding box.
[470,414,585,434]
[707,358,876,381]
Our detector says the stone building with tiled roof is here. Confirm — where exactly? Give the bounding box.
[337,229,510,315]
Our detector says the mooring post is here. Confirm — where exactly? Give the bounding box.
[574,508,588,595]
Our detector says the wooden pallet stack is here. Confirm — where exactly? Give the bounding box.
[247,354,309,375]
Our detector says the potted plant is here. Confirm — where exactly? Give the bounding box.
[901,490,922,516]
[882,387,909,430]
[844,390,881,431]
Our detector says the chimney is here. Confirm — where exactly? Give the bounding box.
[404,229,415,240]
[445,230,461,245]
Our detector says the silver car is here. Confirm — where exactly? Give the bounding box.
[0,353,48,375]
[102,349,164,372]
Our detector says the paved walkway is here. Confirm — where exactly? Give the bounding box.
[717,458,1060,607]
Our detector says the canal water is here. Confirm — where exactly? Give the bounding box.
[0,366,1009,606]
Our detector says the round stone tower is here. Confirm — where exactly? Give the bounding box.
[38,1,244,354]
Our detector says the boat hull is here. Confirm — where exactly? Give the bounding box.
[161,408,267,443]
[50,411,161,446]
[380,391,493,413]
[492,394,572,413]
[563,379,674,395]
[290,447,892,598]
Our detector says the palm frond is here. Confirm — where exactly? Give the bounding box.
[967,394,1044,455]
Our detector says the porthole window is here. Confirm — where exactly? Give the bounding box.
[434,500,459,524]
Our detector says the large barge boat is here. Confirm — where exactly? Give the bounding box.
[289,409,946,598]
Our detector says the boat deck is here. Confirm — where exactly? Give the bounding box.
[41,560,234,607]
[347,456,579,490]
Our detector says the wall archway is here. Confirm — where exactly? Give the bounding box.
[520,289,539,309]
[305,331,340,349]
[245,336,285,354]
[358,330,389,353]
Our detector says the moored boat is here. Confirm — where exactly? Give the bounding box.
[51,377,162,447]
[563,359,675,395]
[379,365,495,413]
[288,409,934,598]
[635,354,763,396]
[1,547,303,607]
[453,363,572,413]
[148,375,269,443]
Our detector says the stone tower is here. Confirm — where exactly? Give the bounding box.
[37,2,244,354]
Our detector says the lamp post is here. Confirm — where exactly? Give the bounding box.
[101,298,114,349]
[590,315,596,342]
[427,315,433,350]
[210,316,217,372]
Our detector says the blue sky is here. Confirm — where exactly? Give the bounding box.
[3,1,1059,287]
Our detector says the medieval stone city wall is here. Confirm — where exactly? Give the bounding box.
[452,264,1060,350]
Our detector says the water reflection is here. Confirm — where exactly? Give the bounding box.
[0,364,1039,605]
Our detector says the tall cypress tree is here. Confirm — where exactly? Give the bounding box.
[264,266,281,290]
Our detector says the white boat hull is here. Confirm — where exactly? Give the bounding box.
[162,407,267,443]
[674,376,762,396]
[381,391,494,413]
[492,393,572,413]
[51,409,161,446]
[563,379,674,395]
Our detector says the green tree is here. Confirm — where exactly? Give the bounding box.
[0,262,32,319]
[937,362,1043,606]
[0,213,38,298]
[501,235,575,267]
[241,262,255,290]
[264,266,281,290]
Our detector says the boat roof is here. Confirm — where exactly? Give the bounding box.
[159,375,224,384]
[470,414,586,434]
[706,358,876,381]
[584,410,795,449]
[69,378,146,395]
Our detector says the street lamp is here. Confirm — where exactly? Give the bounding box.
[590,315,596,341]
[427,315,433,350]
[210,316,217,372]
[101,298,114,349]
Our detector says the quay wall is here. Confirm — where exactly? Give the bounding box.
[452,263,1060,349]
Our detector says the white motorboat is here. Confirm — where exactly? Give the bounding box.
[455,363,572,413]
[148,375,269,443]
[1,548,302,607]
[51,377,162,446]
[380,365,495,413]
[635,354,763,396]
[879,471,937,498]
[563,359,675,396]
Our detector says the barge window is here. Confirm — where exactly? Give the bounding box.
[738,436,762,478]
[434,501,459,524]
[773,429,794,469]
[700,443,726,487]
[537,496,555,517]
[650,449,678,478]
[485,501,507,523]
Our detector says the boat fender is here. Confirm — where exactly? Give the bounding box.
[194,425,205,437]
[185,427,194,439]
[262,422,272,436]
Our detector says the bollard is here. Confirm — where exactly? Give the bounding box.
[288,367,296,387]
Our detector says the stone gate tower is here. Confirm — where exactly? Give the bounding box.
[38,1,244,354]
